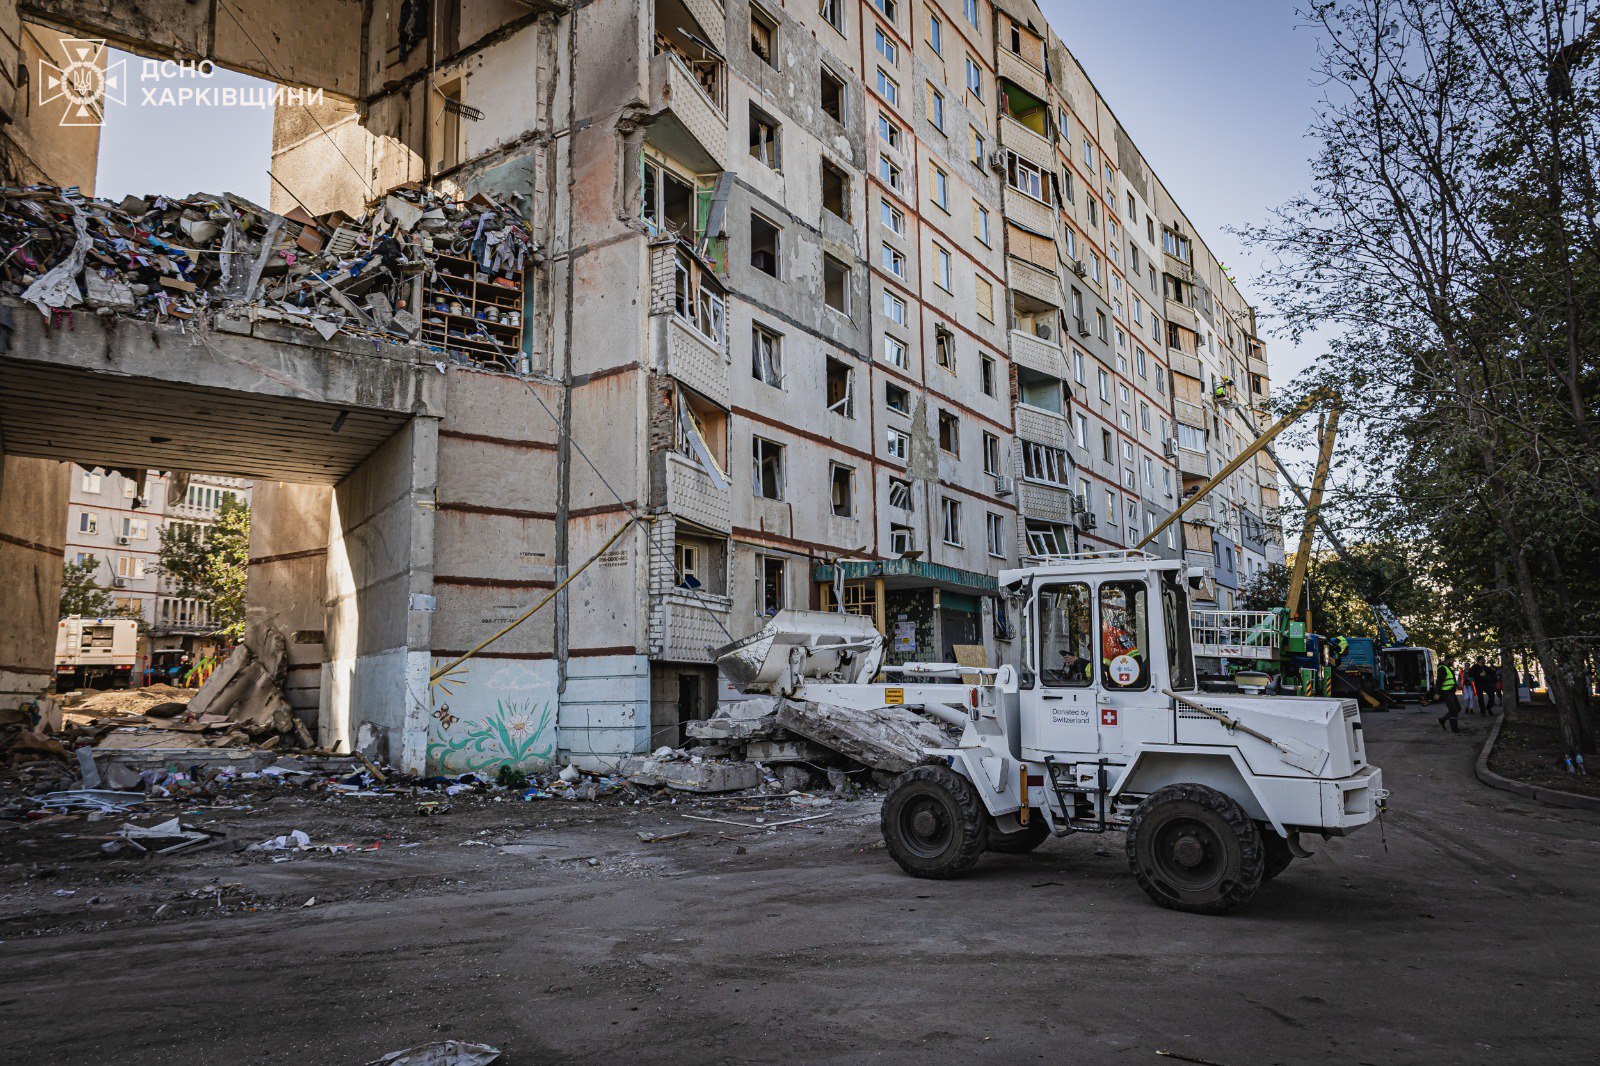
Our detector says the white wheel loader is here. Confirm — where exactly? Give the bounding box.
[715,551,1387,915]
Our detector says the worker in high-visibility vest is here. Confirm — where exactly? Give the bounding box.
[1436,659,1463,733]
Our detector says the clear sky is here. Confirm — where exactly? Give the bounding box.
[94,49,275,207]
[1046,0,1330,389]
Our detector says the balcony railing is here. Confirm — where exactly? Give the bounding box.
[647,51,728,172]
[662,450,730,533]
[649,588,734,663]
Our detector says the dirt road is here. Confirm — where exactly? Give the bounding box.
[3,709,1597,1065]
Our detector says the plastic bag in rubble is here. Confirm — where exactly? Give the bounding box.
[366,1041,501,1066]
[249,829,311,851]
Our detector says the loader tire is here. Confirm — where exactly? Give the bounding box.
[1260,825,1294,881]
[881,764,989,879]
[987,814,1051,854]
[1125,783,1264,915]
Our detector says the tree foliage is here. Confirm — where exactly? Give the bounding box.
[58,557,143,625]
[157,496,250,642]
[1246,0,1600,752]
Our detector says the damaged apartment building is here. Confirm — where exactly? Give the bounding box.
[0,0,1282,774]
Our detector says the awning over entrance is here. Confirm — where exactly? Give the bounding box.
[811,558,999,596]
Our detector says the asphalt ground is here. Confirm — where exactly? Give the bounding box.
[3,704,1596,1065]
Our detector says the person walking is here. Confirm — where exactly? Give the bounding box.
[1437,658,1463,732]
[1461,662,1481,715]
[1469,657,1498,714]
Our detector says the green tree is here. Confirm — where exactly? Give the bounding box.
[60,557,117,618]
[157,496,251,642]
[1247,0,1600,753]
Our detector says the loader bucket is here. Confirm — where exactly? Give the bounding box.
[713,609,884,694]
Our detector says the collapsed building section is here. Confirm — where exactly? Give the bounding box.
[0,0,1285,775]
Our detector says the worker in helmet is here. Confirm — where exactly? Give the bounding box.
[1100,597,1146,687]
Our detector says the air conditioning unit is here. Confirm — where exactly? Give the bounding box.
[1071,260,1088,277]
[988,150,1008,173]
[116,535,131,545]
[1163,438,1178,459]
[1075,317,1090,337]
[1035,323,1053,341]
[994,475,1015,496]
[112,577,128,589]
[1075,512,1097,532]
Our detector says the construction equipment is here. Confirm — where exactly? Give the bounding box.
[716,551,1387,915]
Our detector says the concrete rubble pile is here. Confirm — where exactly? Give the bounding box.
[621,695,956,794]
[0,182,533,359]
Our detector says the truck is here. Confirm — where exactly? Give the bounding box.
[716,550,1386,915]
[55,616,139,691]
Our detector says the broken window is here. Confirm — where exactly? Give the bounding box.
[1023,441,1070,485]
[752,324,783,387]
[890,524,916,555]
[654,0,726,111]
[1027,522,1071,558]
[820,0,843,34]
[750,6,777,66]
[941,497,963,545]
[878,154,904,192]
[674,534,727,593]
[887,427,911,461]
[935,325,955,369]
[938,410,960,455]
[759,556,787,616]
[825,356,855,417]
[1006,152,1047,202]
[885,335,909,368]
[431,78,465,174]
[881,243,906,278]
[885,382,910,415]
[987,513,1006,558]
[675,387,729,486]
[888,477,914,511]
[822,159,850,221]
[641,156,697,239]
[983,432,1002,476]
[752,436,785,499]
[981,354,997,397]
[676,542,701,587]
[823,253,850,314]
[672,248,726,343]
[750,106,782,170]
[830,464,856,517]
[1018,368,1064,413]
[821,66,846,122]
[750,214,781,277]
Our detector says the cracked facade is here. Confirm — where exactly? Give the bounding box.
[0,0,1283,771]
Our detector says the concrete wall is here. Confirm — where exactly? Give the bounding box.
[247,480,332,722]
[324,417,438,771]
[0,455,70,708]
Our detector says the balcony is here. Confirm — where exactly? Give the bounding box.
[647,50,728,173]
[1164,298,1199,333]
[649,588,734,663]
[654,312,727,407]
[999,114,1053,173]
[1008,329,1066,378]
[1019,479,1075,524]
[1177,448,1210,479]
[1007,257,1061,309]
[1014,403,1069,449]
[1168,349,1204,382]
[1002,186,1055,235]
[997,47,1049,102]
[1174,398,1205,427]
[661,450,730,533]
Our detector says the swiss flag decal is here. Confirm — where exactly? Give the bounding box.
[1101,708,1119,726]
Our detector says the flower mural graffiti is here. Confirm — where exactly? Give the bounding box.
[427,699,557,775]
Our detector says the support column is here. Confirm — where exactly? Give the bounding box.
[324,417,438,771]
[246,481,334,729]
[0,455,70,709]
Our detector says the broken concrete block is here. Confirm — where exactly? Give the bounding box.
[186,645,249,718]
[745,738,830,764]
[620,755,759,793]
[773,699,951,774]
[685,697,789,742]
[775,765,817,792]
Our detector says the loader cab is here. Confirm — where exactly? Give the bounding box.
[1010,553,1195,761]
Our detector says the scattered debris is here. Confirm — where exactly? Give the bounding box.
[112,816,217,855]
[681,812,833,831]
[619,750,761,793]
[773,699,951,774]
[367,1041,501,1066]
[250,829,312,852]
